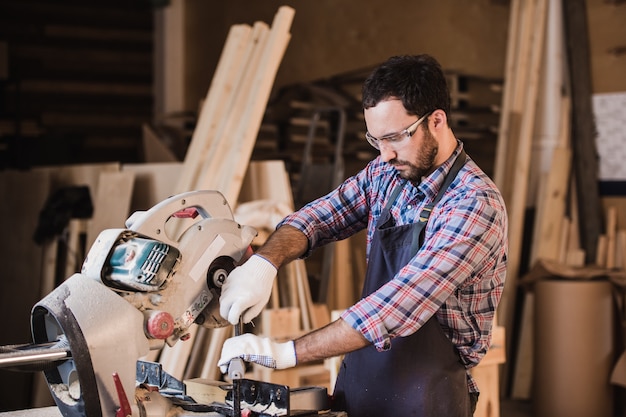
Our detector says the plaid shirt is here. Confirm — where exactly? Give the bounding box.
[278,143,508,393]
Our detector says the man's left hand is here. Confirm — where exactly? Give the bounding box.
[218,333,296,374]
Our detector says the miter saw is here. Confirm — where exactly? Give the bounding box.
[0,190,337,417]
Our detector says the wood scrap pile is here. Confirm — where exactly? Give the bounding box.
[495,0,622,402]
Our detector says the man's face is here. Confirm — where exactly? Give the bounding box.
[364,99,438,183]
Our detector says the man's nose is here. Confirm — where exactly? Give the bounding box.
[379,143,396,162]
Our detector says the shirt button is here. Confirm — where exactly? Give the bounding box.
[406,205,412,210]
[382,335,391,351]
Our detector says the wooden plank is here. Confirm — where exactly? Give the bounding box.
[596,235,608,267]
[617,230,626,270]
[493,0,523,196]
[605,206,617,269]
[480,325,506,367]
[182,378,227,404]
[261,307,301,339]
[563,0,603,263]
[500,0,547,315]
[472,327,505,417]
[197,7,295,203]
[282,262,301,310]
[558,217,571,264]
[309,303,331,330]
[565,249,586,267]
[252,363,330,392]
[529,93,572,263]
[497,0,548,396]
[493,0,534,359]
[529,148,572,262]
[238,160,295,207]
[192,21,270,197]
[184,326,211,380]
[328,239,355,311]
[86,170,136,249]
[293,260,313,332]
[512,91,570,399]
[174,23,254,193]
[495,0,537,204]
[602,197,626,230]
[199,327,231,381]
[472,364,502,417]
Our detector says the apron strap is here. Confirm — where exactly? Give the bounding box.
[418,149,467,225]
[383,183,405,212]
[416,149,467,246]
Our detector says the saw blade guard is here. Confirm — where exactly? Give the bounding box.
[31,273,149,417]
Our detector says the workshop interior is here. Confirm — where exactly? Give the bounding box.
[1,1,626,416]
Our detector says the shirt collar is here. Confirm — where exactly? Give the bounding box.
[416,140,465,201]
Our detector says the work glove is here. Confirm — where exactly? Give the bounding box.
[218,333,296,374]
[219,254,277,325]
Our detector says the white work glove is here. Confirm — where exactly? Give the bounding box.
[219,254,277,325]
[218,333,296,374]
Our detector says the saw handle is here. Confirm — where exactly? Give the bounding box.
[126,190,235,246]
[229,317,245,417]
[228,317,245,379]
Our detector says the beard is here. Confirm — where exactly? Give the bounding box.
[390,128,439,183]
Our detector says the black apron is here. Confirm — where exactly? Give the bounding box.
[332,151,471,417]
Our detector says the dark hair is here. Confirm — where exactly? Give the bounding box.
[361,54,451,118]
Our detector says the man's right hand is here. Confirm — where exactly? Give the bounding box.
[219,254,277,324]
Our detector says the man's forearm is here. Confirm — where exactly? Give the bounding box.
[256,225,309,268]
[256,226,370,362]
[294,318,371,363]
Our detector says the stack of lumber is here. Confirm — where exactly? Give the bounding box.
[174,6,294,203]
[155,5,296,381]
[495,0,608,401]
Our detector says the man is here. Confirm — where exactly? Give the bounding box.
[218,54,508,416]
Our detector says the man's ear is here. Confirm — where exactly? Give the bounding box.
[430,109,448,130]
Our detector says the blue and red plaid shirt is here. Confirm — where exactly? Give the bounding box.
[278,142,508,393]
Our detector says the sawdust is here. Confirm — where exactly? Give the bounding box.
[242,400,286,416]
[50,383,79,405]
[68,378,81,400]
